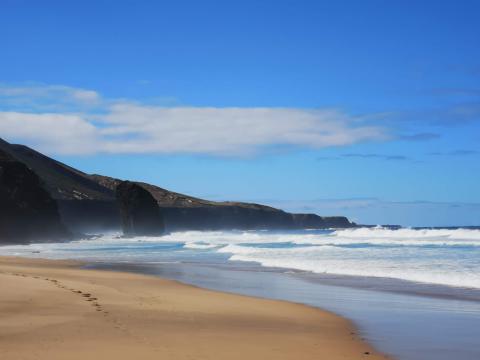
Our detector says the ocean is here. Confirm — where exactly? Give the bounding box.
[1,227,480,360]
[3,227,480,290]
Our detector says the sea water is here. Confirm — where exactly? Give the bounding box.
[4,227,480,289]
[1,227,480,360]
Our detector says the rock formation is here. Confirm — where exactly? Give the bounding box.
[0,138,119,232]
[0,149,70,244]
[0,138,355,233]
[116,181,165,236]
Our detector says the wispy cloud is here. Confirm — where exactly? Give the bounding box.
[342,153,409,161]
[392,103,480,126]
[429,149,479,156]
[384,99,480,127]
[400,133,440,141]
[0,83,101,112]
[317,153,410,161]
[0,84,389,156]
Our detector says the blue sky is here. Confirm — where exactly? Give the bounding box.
[1,0,479,226]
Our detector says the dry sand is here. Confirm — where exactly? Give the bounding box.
[0,256,389,360]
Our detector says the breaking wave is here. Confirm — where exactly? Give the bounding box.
[1,227,480,289]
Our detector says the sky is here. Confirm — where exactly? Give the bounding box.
[1,0,479,226]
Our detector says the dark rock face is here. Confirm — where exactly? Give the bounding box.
[0,138,118,232]
[116,181,165,236]
[161,207,353,231]
[291,213,352,229]
[127,180,355,230]
[0,138,355,232]
[57,199,120,233]
[0,150,70,244]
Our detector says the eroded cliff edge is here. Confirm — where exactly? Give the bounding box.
[116,181,165,236]
[0,149,70,243]
[0,138,355,234]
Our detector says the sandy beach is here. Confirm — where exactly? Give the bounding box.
[0,256,387,360]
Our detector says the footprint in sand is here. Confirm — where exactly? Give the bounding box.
[8,274,111,317]
[35,277,111,318]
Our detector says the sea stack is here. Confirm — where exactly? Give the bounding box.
[0,149,70,244]
[116,181,165,237]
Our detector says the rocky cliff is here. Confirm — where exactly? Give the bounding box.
[0,138,119,232]
[116,181,165,236]
[94,174,353,231]
[0,149,70,244]
[0,138,355,232]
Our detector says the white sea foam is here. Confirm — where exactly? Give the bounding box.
[218,242,480,288]
[183,241,219,249]
[1,227,480,289]
[335,226,480,240]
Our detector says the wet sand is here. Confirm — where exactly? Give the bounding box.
[0,256,387,360]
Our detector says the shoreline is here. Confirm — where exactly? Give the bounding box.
[86,259,480,360]
[0,255,389,360]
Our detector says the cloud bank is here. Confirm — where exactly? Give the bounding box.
[0,84,389,156]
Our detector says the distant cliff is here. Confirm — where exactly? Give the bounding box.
[116,181,165,236]
[0,149,70,244]
[0,138,355,233]
[97,176,353,231]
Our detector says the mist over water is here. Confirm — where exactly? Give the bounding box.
[2,227,480,290]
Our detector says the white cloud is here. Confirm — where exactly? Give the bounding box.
[0,84,101,110]
[0,84,389,156]
[0,112,99,155]
[69,88,100,103]
[97,104,388,155]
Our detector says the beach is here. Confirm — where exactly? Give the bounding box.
[0,256,386,360]
[2,229,480,360]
